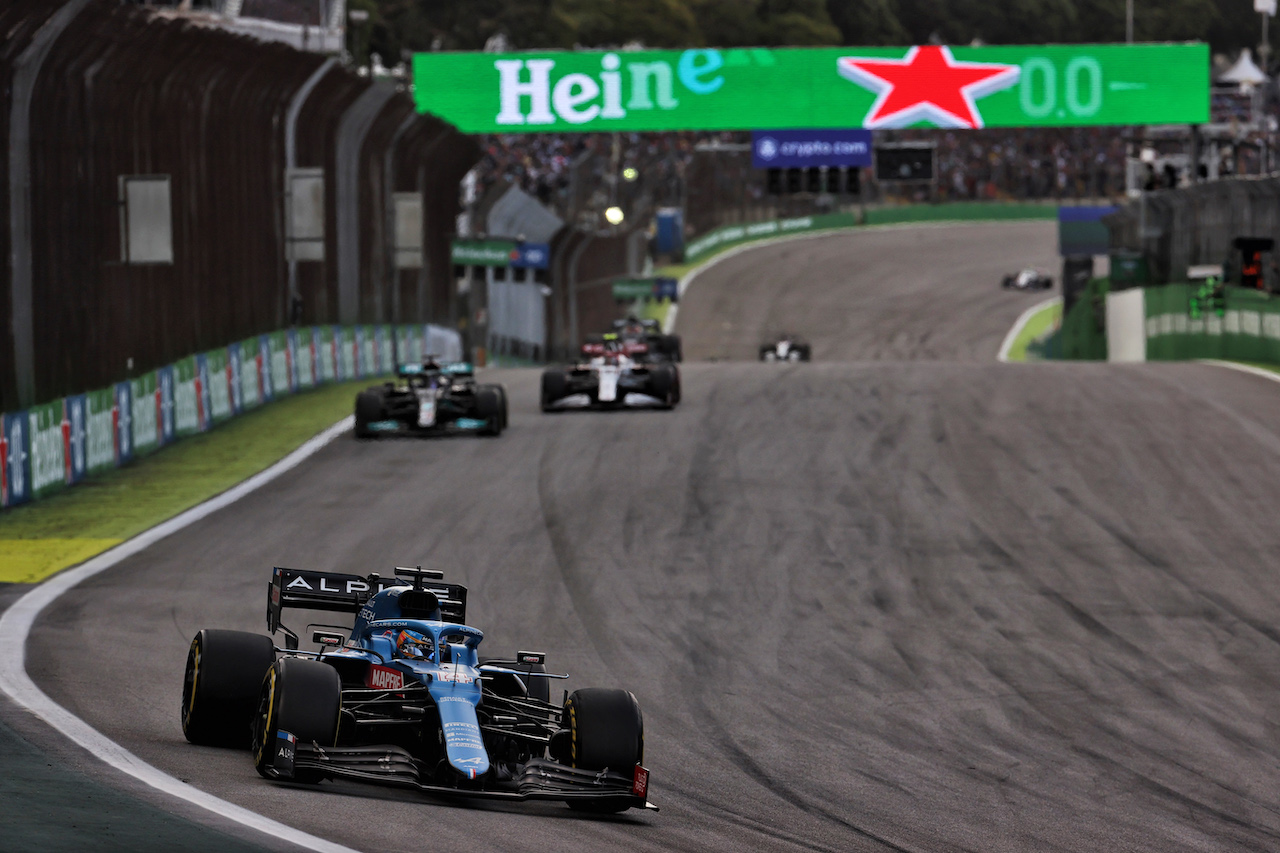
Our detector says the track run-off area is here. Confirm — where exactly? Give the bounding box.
[18,220,1280,852]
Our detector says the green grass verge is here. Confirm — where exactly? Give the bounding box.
[0,379,373,582]
[1233,362,1280,376]
[1004,300,1063,363]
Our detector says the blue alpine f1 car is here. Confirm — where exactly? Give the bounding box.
[181,566,653,813]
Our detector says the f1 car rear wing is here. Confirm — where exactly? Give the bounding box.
[267,566,468,644]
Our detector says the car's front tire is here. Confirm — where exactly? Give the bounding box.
[563,688,644,813]
[647,364,677,409]
[660,334,683,362]
[182,629,277,748]
[494,385,510,430]
[354,390,385,439]
[541,369,568,412]
[474,385,504,436]
[252,658,341,782]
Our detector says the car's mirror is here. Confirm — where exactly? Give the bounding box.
[312,630,344,647]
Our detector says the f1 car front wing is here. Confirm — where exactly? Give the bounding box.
[277,742,656,809]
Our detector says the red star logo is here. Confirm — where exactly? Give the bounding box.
[837,46,1021,129]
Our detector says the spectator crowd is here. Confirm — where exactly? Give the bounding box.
[470,83,1278,227]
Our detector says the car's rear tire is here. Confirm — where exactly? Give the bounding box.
[474,385,504,436]
[658,334,683,362]
[252,658,341,782]
[494,385,509,430]
[354,390,385,439]
[563,688,644,813]
[181,629,276,748]
[541,370,568,412]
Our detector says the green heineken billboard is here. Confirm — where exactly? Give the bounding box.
[414,43,1208,133]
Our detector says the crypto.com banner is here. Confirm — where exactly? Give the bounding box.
[414,43,1208,133]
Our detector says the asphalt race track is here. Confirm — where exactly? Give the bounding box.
[679,221,1057,362]
[27,221,1280,852]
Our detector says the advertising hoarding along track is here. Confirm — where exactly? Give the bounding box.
[414,43,1208,133]
[0,324,464,512]
[451,239,551,268]
[752,129,872,168]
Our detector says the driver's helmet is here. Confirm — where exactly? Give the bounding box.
[396,629,435,661]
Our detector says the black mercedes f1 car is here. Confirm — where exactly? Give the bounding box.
[353,360,507,438]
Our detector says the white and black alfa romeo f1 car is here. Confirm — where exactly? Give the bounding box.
[759,335,811,362]
[181,566,654,813]
[541,335,680,411]
[1001,268,1054,291]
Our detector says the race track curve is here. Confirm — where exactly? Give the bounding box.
[29,221,1280,852]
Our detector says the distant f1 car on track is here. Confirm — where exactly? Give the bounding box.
[353,360,507,438]
[1001,269,1054,291]
[541,334,680,411]
[610,316,682,363]
[759,335,811,362]
[181,565,654,813]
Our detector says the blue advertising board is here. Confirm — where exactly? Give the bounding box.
[751,129,873,169]
[1058,205,1119,257]
[227,344,243,414]
[287,329,301,392]
[114,382,133,464]
[65,395,87,484]
[655,209,684,254]
[195,353,212,431]
[2,411,31,507]
[510,242,550,269]
[157,366,176,445]
[258,336,274,402]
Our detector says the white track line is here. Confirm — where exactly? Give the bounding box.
[997,296,1062,363]
[0,416,362,853]
[1198,359,1280,384]
[667,219,1055,335]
